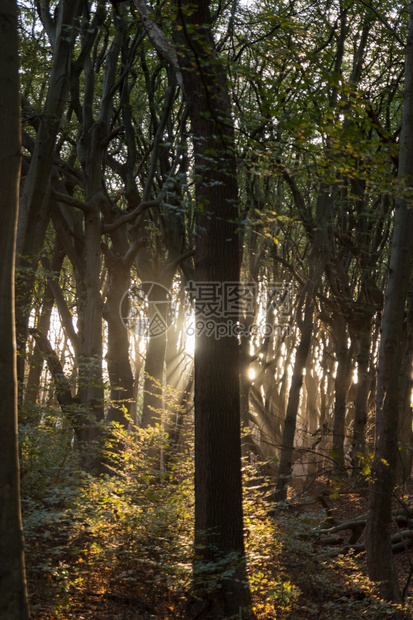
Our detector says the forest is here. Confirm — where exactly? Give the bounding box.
[0,0,413,618]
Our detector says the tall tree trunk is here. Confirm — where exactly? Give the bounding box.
[0,2,30,615]
[173,2,252,615]
[366,1,413,602]
[75,200,104,470]
[72,19,121,469]
[103,255,135,429]
[397,292,413,483]
[128,1,252,607]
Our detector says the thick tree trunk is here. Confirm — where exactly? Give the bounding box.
[73,25,121,469]
[172,2,252,615]
[104,259,134,429]
[0,2,30,615]
[397,294,413,483]
[76,202,105,470]
[366,1,413,602]
[141,334,167,428]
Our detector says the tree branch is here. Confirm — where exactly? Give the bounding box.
[102,196,162,233]
[53,190,92,213]
[40,255,79,358]
[132,0,183,89]
[28,328,80,434]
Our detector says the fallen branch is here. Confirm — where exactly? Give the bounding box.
[316,513,413,557]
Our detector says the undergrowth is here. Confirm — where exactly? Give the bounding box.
[20,409,412,619]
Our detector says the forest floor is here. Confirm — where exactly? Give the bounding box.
[24,470,413,620]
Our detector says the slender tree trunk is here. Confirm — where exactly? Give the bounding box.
[351,328,371,470]
[275,296,314,501]
[29,329,82,434]
[0,2,30,615]
[25,244,66,411]
[240,353,256,459]
[331,315,354,475]
[16,0,82,391]
[140,278,172,428]
[366,1,413,602]
[317,337,335,472]
[304,358,320,478]
[272,181,333,499]
[136,237,186,429]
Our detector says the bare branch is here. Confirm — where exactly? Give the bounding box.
[53,190,91,213]
[102,196,163,233]
[163,248,195,277]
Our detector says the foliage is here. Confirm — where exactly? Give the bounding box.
[21,409,194,616]
[20,414,413,618]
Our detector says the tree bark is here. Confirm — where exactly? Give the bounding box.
[0,2,30,615]
[104,258,134,429]
[366,0,413,602]
[397,292,413,483]
[172,2,253,615]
